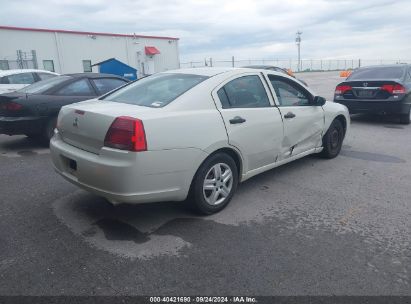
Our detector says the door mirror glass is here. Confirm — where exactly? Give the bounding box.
[313,96,326,106]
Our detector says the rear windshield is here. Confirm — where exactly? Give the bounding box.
[18,76,71,94]
[102,73,209,107]
[348,67,405,80]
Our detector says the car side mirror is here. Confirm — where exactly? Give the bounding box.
[313,96,326,106]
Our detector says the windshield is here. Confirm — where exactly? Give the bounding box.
[348,66,405,80]
[102,73,209,107]
[18,76,71,94]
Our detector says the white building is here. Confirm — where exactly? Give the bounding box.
[0,25,180,77]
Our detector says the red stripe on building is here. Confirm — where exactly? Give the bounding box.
[0,25,179,41]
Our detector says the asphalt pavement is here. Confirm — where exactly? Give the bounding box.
[0,72,410,295]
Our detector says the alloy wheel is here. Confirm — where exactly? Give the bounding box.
[203,163,233,206]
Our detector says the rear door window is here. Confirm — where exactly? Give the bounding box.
[91,78,128,95]
[37,73,56,81]
[218,75,271,108]
[56,79,95,96]
[5,72,36,84]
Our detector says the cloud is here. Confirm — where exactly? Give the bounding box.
[0,0,410,62]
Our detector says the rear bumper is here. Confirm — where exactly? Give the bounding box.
[334,99,411,115]
[50,133,207,204]
[0,116,46,135]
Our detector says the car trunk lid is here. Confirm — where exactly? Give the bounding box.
[336,80,405,100]
[57,100,156,154]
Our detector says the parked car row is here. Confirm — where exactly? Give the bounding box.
[0,72,129,140]
[0,69,59,94]
[1,64,409,215]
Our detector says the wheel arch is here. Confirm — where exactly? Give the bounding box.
[198,146,243,180]
[334,114,347,136]
[322,101,350,137]
[186,146,244,200]
[210,147,243,179]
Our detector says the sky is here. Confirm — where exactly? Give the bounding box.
[0,0,410,63]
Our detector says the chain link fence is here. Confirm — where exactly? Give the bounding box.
[180,58,409,71]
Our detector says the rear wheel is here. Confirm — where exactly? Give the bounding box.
[399,108,410,125]
[42,117,57,142]
[189,153,238,215]
[320,119,344,159]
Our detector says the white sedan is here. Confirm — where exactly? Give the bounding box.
[0,69,59,94]
[50,68,349,214]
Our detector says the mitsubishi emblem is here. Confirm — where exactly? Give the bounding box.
[73,117,79,127]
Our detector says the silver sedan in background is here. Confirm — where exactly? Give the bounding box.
[50,68,349,214]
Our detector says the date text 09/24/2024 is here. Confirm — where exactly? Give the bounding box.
[149,296,257,303]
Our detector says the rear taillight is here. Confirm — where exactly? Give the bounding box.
[335,85,352,95]
[381,84,406,94]
[104,116,147,152]
[0,102,22,111]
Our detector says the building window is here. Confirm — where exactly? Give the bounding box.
[83,60,92,72]
[43,60,55,72]
[0,60,9,70]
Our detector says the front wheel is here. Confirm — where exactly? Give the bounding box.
[189,153,238,215]
[320,119,344,159]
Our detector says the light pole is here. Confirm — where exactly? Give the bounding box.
[295,31,302,72]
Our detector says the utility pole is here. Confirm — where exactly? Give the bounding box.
[295,31,302,72]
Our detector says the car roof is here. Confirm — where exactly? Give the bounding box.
[243,65,285,70]
[64,72,128,80]
[168,67,236,77]
[356,64,411,70]
[0,69,58,77]
[163,67,286,77]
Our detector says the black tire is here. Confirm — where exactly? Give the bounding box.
[399,109,410,125]
[189,153,239,215]
[42,117,57,142]
[320,119,344,159]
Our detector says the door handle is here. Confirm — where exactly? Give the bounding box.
[284,112,296,119]
[229,116,246,124]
